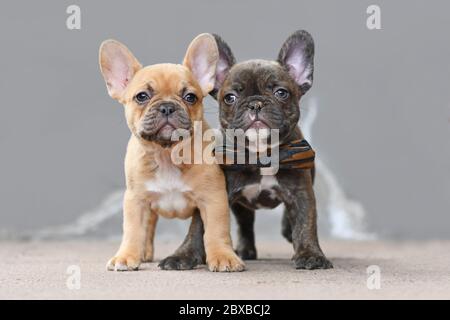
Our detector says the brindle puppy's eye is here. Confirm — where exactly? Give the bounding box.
[135,91,150,104]
[274,88,289,100]
[223,94,237,105]
[183,93,197,105]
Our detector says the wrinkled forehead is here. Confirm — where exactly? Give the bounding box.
[225,59,292,91]
[125,63,201,97]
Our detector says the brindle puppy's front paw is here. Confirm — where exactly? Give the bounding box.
[207,249,246,272]
[158,254,203,270]
[106,254,141,271]
[235,244,257,260]
[293,252,333,270]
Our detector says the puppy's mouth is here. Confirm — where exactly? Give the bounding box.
[246,119,270,131]
[243,119,273,146]
[140,120,178,143]
[139,112,192,147]
[155,121,176,138]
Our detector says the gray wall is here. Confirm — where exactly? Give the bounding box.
[0,0,449,240]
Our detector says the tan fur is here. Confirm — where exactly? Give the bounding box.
[99,35,244,272]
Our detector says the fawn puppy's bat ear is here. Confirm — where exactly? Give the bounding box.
[183,33,219,96]
[210,34,236,99]
[277,30,315,94]
[99,40,142,101]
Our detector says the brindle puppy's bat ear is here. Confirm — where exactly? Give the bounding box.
[99,39,142,102]
[277,30,315,94]
[210,34,236,99]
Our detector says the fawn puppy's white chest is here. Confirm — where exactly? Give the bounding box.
[145,164,192,216]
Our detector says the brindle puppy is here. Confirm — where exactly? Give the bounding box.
[162,30,332,270]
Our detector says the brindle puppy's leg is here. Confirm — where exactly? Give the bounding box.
[158,210,206,270]
[279,170,333,270]
[281,208,293,243]
[281,167,314,243]
[232,202,257,260]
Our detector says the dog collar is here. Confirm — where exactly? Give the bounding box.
[214,139,315,171]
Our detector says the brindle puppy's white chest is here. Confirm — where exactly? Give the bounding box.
[241,173,279,208]
[145,165,191,216]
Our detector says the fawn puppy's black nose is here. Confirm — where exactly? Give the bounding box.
[159,103,175,116]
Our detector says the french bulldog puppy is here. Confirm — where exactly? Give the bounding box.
[167,30,332,270]
[99,34,244,272]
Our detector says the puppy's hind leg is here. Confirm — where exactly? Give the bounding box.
[281,207,293,243]
[158,210,206,270]
[232,202,257,260]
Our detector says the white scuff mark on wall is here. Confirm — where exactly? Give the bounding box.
[32,97,374,240]
[301,97,375,240]
[34,190,124,240]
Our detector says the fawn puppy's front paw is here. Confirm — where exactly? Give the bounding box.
[142,247,153,263]
[207,248,246,272]
[106,254,141,271]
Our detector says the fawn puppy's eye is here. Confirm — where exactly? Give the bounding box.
[274,88,289,100]
[224,94,237,105]
[135,91,151,104]
[183,93,197,104]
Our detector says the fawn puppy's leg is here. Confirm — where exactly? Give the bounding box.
[199,191,245,272]
[143,212,158,262]
[107,191,150,271]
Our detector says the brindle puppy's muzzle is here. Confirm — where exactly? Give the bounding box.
[232,96,285,140]
[231,97,267,129]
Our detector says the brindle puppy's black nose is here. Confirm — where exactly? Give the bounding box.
[159,103,175,116]
[248,100,263,111]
